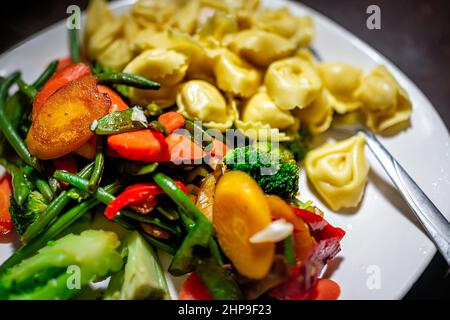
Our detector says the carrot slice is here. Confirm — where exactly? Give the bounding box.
[166,133,205,163]
[56,57,73,72]
[33,62,91,119]
[97,85,129,112]
[0,174,13,235]
[157,112,185,134]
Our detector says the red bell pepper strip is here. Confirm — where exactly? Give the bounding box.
[56,57,73,72]
[33,62,91,119]
[0,174,13,235]
[179,272,213,300]
[104,180,187,220]
[270,208,345,300]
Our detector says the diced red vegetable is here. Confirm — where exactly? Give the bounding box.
[33,62,91,119]
[270,208,345,300]
[179,272,213,300]
[53,154,78,188]
[0,174,13,235]
[157,112,186,134]
[308,279,341,300]
[104,180,187,220]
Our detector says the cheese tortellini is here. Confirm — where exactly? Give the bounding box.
[305,133,369,211]
[355,66,412,132]
[226,29,296,67]
[294,89,333,135]
[265,57,322,110]
[214,49,261,97]
[317,63,362,114]
[177,80,234,131]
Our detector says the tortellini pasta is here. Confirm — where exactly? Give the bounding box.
[129,85,178,108]
[355,66,412,132]
[176,80,234,131]
[305,133,369,211]
[265,57,322,110]
[168,0,200,34]
[226,30,296,67]
[254,8,315,47]
[123,49,188,86]
[294,89,333,135]
[197,12,239,44]
[214,49,261,97]
[241,92,295,130]
[317,63,362,114]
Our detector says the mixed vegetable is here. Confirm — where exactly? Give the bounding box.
[0,18,345,301]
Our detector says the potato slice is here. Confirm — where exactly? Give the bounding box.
[26,76,110,160]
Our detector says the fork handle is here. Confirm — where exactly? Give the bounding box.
[360,129,450,265]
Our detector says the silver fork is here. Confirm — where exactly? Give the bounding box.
[332,126,450,265]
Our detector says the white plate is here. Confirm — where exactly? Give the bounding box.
[1,0,449,300]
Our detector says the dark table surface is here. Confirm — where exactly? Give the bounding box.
[0,0,449,299]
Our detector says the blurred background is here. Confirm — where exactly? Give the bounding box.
[0,0,449,299]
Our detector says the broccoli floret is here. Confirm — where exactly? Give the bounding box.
[0,230,123,300]
[9,191,48,236]
[224,143,300,199]
[281,127,311,162]
[105,231,169,300]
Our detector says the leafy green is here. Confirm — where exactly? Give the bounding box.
[10,191,48,236]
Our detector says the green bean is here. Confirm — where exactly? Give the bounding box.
[117,161,159,176]
[5,92,30,131]
[144,103,163,117]
[31,60,58,90]
[97,72,160,90]
[23,166,53,202]
[52,170,180,254]
[185,119,213,148]
[122,211,182,235]
[0,182,121,272]
[283,234,296,266]
[22,163,95,243]
[0,159,32,207]
[88,136,105,192]
[94,107,147,135]
[16,78,37,100]
[0,72,43,173]
[68,28,81,63]
[149,120,168,136]
[195,255,243,300]
[155,203,180,221]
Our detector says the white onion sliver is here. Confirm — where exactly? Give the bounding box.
[131,106,148,123]
[0,165,5,180]
[249,219,294,244]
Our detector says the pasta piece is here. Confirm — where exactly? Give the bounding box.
[295,16,315,47]
[96,37,134,71]
[305,133,369,211]
[265,57,322,110]
[254,7,299,38]
[86,16,123,60]
[355,66,412,132]
[317,63,362,114]
[84,0,115,43]
[123,49,188,86]
[226,29,296,67]
[241,92,295,130]
[294,89,333,135]
[169,0,200,34]
[129,85,178,108]
[214,49,261,97]
[197,12,239,44]
[131,0,176,28]
[177,80,234,131]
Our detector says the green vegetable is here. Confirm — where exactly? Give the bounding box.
[224,142,300,199]
[281,127,311,162]
[94,107,148,135]
[283,234,296,266]
[52,170,179,254]
[122,211,182,236]
[0,72,43,173]
[0,181,122,272]
[148,120,168,136]
[0,160,33,207]
[152,172,214,275]
[144,103,163,117]
[16,78,37,101]
[105,232,170,300]
[116,161,159,176]
[23,165,53,202]
[185,118,213,148]
[0,230,123,300]
[10,191,48,237]
[68,28,81,63]
[195,256,243,300]
[22,163,95,243]
[88,136,105,192]
[31,60,58,90]
[97,72,160,90]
